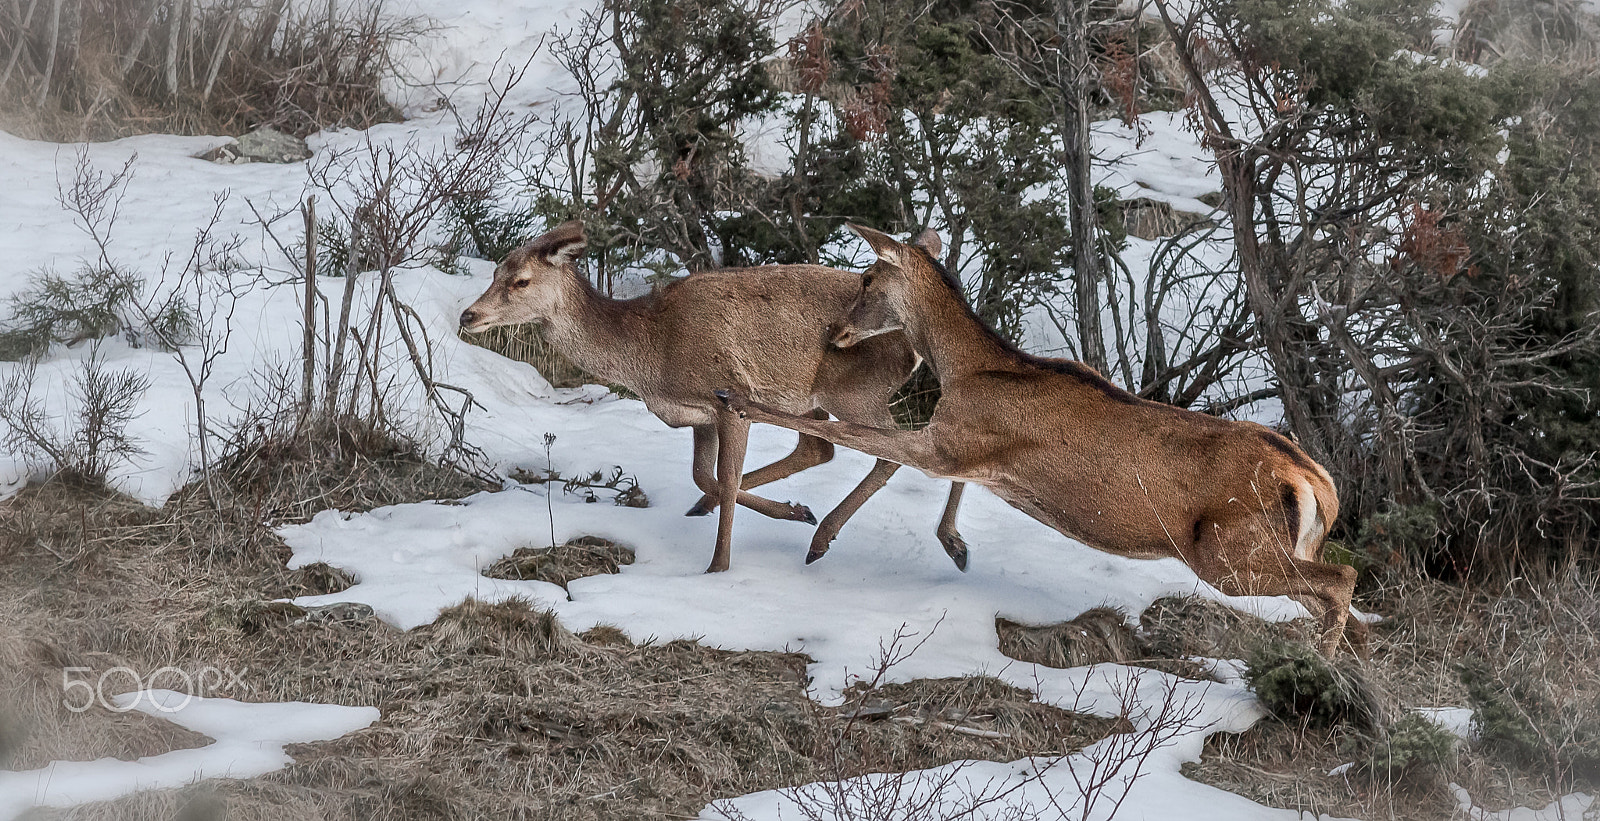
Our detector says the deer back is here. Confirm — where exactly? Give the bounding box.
[641,265,914,412]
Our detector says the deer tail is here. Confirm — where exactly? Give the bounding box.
[1293,463,1340,561]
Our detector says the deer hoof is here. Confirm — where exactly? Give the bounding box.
[685,498,715,516]
[705,558,729,573]
[940,533,969,572]
[789,503,817,525]
[804,545,829,565]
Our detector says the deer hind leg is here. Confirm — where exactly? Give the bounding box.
[936,482,969,571]
[807,389,971,571]
[808,458,899,565]
[1189,522,1358,657]
[687,410,833,516]
[717,391,952,475]
[687,424,818,526]
[704,411,822,574]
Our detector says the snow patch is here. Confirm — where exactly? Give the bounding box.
[0,691,378,819]
[1452,785,1596,821]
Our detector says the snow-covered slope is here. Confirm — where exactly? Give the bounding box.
[0,0,1581,818]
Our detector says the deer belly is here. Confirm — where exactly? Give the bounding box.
[990,482,1182,561]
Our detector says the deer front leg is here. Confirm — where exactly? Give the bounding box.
[687,425,817,524]
[687,410,833,516]
[716,390,952,476]
[709,410,748,573]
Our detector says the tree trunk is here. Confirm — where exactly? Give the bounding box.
[163,0,182,99]
[34,0,61,107]
[1057,0,1107,373]
[302,196,318,415]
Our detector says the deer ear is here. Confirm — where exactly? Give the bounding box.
[910,228,942,258]
[846,223,903,265]
[530,220,587,266]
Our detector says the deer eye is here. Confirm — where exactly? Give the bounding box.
[862,274,874,289]
[511,278,531,289]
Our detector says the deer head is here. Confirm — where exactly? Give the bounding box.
[831,224,942,349]
[459,220,587,333]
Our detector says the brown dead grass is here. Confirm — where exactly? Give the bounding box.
[0,441,1116,820]
[460,324,595,389]
[0,0,410,142]
[1170,570,1600,821]
[484,535,635,590]
[995,597,1315,682]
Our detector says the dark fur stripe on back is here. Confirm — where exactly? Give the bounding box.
[916,247,1152,407]
[1255,428,1322,475]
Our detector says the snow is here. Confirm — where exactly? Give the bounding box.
[279,415,1325,701]
[1453,786,1596,821]
[1416,706,1478,741]
[1092,111,1221,216]
[0,691,378,820]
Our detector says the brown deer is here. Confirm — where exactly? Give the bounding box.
[459,220,969,574]
[716,225,1361,654]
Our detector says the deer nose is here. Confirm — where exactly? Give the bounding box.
[459,308,481,330]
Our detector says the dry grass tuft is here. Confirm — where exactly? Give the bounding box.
[1184,567,1600,820]
[1138,595,1256,659]
[578,624,634,648]
[426,596,578,659]
[216,415,489,526]
[997,607,1141,668]
[460,324,595,389]
[838,675,1125,766]
[997,596,1309,682]
[483,535,635,589]
[284,561,357,596]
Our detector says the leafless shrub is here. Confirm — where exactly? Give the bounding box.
[236,65,537,482]
[0,352,150,488]
[0,0,417,141]
[40,147,249,506]
[1041,673,1207,821]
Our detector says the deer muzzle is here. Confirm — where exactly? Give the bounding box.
[459,308,489,333]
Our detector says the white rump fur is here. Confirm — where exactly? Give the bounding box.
[1293,476,1319,561]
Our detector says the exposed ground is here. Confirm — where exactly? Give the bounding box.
[0,442,1129,820]
[5,438,1592,819]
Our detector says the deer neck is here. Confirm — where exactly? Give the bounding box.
[539,272,653,386]
[904,278,1014,380]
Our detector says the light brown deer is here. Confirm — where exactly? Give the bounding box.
[459,220,969,574]
[717,225,1361,654]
